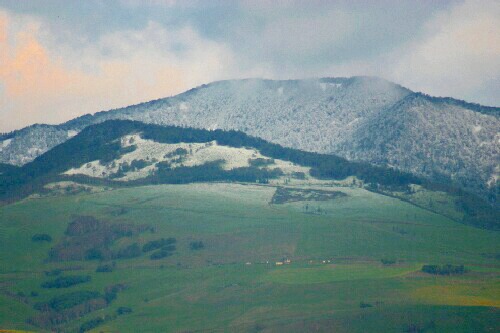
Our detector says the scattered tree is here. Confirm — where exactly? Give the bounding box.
[421,264,466,275]
[32,234,52,242]
[190,241,204,250]
[41,275,91,289]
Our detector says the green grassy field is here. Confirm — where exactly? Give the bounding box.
[0,183,498,332]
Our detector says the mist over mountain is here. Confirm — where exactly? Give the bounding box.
[0,76,498,201]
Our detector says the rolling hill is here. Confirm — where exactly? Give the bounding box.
[0,120,498,332]
[0,169,498,332]
[1,120,497,230]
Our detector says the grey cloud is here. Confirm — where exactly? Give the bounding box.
[0,0,498,132]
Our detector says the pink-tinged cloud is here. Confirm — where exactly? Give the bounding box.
[0,11,235,132]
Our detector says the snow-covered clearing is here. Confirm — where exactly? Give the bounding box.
[1,139,12,148]
[67,130,78,138]
[64,133,310,181]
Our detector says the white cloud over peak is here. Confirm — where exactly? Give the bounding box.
[326,0,499,105]
[389,0,500,105]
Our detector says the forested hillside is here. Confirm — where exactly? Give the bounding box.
[1,77,497,203]
[1,120,497,230]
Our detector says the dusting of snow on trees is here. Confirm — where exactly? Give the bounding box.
[1,77,498,200]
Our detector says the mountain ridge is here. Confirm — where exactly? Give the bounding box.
[1,76,498,202]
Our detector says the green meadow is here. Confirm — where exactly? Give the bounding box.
[0,183,498,332]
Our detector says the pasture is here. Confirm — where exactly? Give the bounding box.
[0,183,498,332]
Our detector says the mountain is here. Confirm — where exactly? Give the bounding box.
[0,120,499,332]
[1,120,497,230]
[1,76,498,201]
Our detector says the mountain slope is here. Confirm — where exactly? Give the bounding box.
[1,120,497,230]
[1,76,498,201]
[336,93,499,199]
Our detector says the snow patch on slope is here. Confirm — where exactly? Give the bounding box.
[0,139,12,150]
[64,134,309,181]
[67,130,78,138]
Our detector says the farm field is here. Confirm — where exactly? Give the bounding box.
[0,182,498,332]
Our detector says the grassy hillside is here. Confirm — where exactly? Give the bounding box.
[0,182,498,332]
[1,120,497,230]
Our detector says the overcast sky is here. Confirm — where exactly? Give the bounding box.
[0,0,498,132]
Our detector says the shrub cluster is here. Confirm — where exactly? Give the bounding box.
[190,241,204,250]
[32,234,52,242]
[380,259,396,265]
[41,275,91,289]
[248,158,274,167]
[421,264,466,275]
[117,307,133,315]
[34,291,101,312]
[142,237,176,252]
[95,264,113,273]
